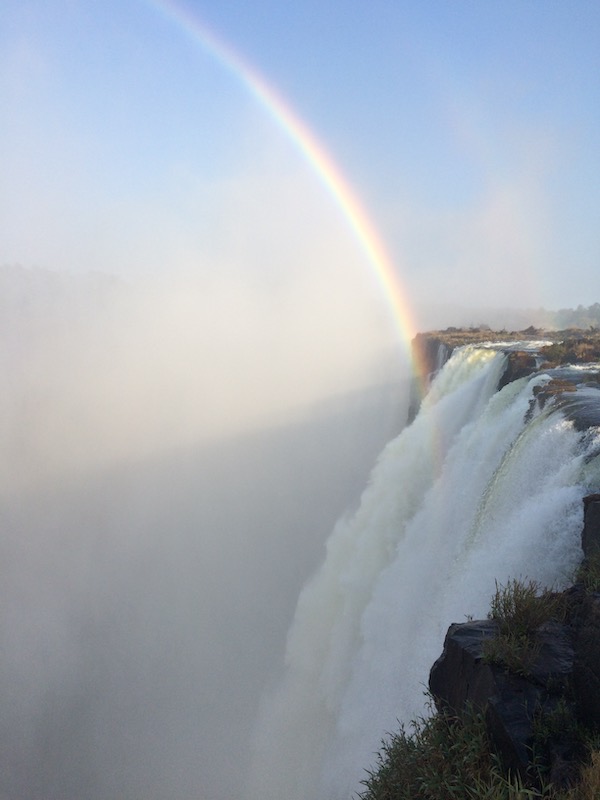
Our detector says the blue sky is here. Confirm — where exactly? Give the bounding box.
[1,0,599,328]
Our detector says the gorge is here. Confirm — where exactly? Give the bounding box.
[248,328,600,800]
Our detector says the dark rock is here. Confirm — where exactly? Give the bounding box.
[429,617,577,784]
[572,593,600,728]
[582,494,600,559]
[411,334,451,385]
[528,620,575,691]
[429,620,498,713]
[485,672,543,779]
[488,688,582,789]
[429,620,540,780]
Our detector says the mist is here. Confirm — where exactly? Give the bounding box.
[0,264,408,799]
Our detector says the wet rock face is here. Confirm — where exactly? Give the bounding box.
[485,672,549,779]
[582,495,600,558]
[573,496,600,727]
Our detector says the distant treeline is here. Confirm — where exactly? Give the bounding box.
[468,303,600,333]
[532,302,600,331]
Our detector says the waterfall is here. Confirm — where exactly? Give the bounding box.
[247,344,600,800]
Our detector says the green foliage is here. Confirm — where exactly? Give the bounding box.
[575,551,600,593]
[358,703,569,800]
[359,704,499,800]
[532,699,578,748]
[531,698,582,774]
[358,703,600,799]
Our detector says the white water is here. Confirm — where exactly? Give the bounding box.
[247,345,600,800]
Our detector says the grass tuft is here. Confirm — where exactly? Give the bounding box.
[487,579,565,636]
[483,579,566,676]
[575,750,600,800]
[359,703,499,800]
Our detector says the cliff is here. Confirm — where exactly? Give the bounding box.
[416,330,600,793]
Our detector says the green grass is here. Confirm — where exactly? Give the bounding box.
[358,703,600,800]
[359,703,503,800]
[487,579,565,636]
[358,702,573,800]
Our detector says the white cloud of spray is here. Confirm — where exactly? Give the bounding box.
[0,210,408,799]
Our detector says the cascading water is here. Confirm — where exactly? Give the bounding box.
[246,344,600,800]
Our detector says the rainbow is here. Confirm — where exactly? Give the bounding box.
[148,0,419,352]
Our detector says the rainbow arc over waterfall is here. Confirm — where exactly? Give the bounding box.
[150,1,419,353]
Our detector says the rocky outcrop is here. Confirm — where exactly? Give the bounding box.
[411,333,455,389]
[428,620,498,713]
[430,616,579,787]
[409,334,454,420]
[497,351,539,390]
[429,495,600,790]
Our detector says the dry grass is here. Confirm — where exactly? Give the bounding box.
[570,750,600,800]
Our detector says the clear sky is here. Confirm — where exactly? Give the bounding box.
[2,0,599,330]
